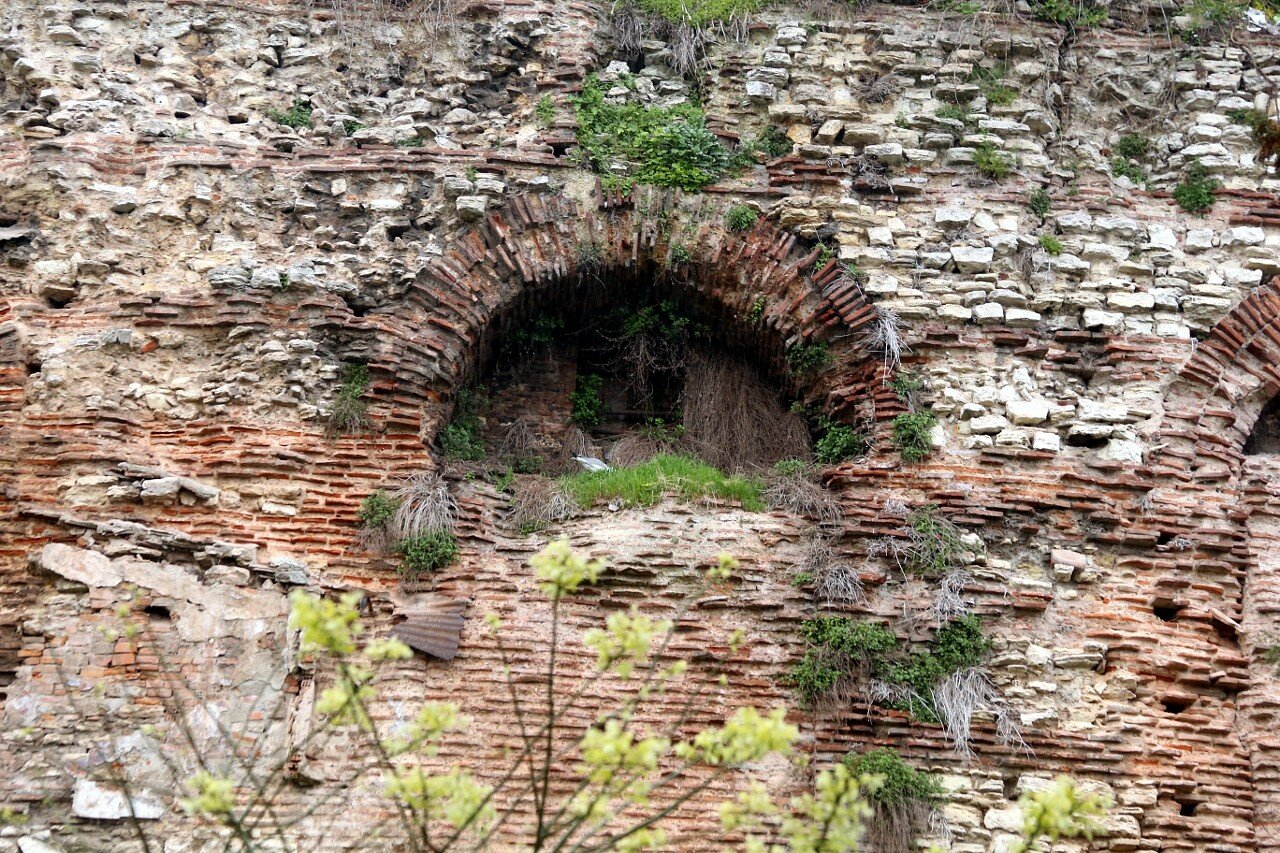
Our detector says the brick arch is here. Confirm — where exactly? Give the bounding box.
[1154,279,1280,483]
[355,189,890,443]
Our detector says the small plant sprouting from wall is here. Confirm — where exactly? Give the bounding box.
[1031,0,1107,27]
[1173,159,1220,214]
[814,416,867,464]
[359,489,400,528]
[843,748,944,852]
[397,530,460,577]
[328,363,370,435]
[1038,233,1064,256]
[535,94,555,127]
[440,387,486,461]
[1028,188,1050,220]
[876,504,973,577]
[267,99,314,130]
[788,617,899,705]
[786,341,830,376]
[892,410,937,462]
[1111,131,1151,184]
[1227,107,1280,172]
[974,143,1013,179]
[725,204,759,232]
[570,374,605,427]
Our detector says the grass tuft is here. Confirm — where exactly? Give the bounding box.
[559,454,764,511]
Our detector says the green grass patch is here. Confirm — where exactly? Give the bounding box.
[268,100,313,130]
[1173,159,1220,214]
[441,387,486,461]
[559,454,765,511]
[974,144,1013,179]
[397,531,459,577]
[892,410,937,463]
[624,0,764,27]
[1038,233,1063,255]
[1028,188,1050,219]
[726,204,759,231]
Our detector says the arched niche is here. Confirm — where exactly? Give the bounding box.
[351,190,890,449]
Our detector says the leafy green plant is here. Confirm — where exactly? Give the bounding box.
[359,490,400,528]
[892,410,937,463]
[623,0,765,28]
[1038,233,1064,255]
[441,388,486,461]
[969,64,1015,106]
[725,205,759,232]
[1028,188,1050,219]
[328,363,370,435]
[570,374,605,427]
[935,104,972,126]
[1010,777,1111,853]
[1226,107,1280,171]
[342,119,366,136]
[876,616,990,721]
[535,94,555,127]
[670,244,692,264]
[396,136,425,148]
[974,144,1013,179]
[843,749,943,808]
[559,454,764,510]
[1031,0,1107,26]
[895,505,970,576]
[786,342,831,376]
[789,618,898,704]
[572,77,731,191]
[1115,133,1149,160]
[745,295,766,322]
[1173,159,1220,214]
[1110,156,1146,184]
[754,125,793,158]
[814,417,866,465]
[267,99,313,129]
[889,370,922,401]
[397,531,460,577]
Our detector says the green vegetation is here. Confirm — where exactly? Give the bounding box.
[889,370,922,401]
[1110,156,1146,184]
[342,119,366,136]
[1172,159,1220,214]
[1031,0,1108,26]
[789,615,990,718]
[328,363,370,435]
[1038,233,1064,255]
[1028,188,1050,219]
[786,341,831,376]
[535,94,556,127]
[670,244,692,264]
[899,505,971,576]
[753,125,794,158]
[267,99,313,130]
[397,531,460,577]
[788,618,898,704]
[359,489,400,528]
[572,76,732,191]
[935,104,972,126]
[441,388,486,461]
[745,295,766,322]
[725,204,759,232]
[974,144,1013,179]
[1264,643,1280,671]
[969,65,1016,106]
[570,374,605,427]
[1115,133,1149,160]
[879,616,990,721]
[1227,107,1280,171]
[396,136,425,148]
[814,417,866,464]
[559,454,765,510]
[892,410,937,463]
[622,0,765,28]
[843,749,943,807]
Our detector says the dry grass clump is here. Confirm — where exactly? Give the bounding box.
[681,351,810,472]
[931,667,1026,757]
[507,477,578,534]
[608,424,687,467]
[763,462,840,521]
[388,471,457,542]
[306,0,460,51]
[549,425,594,475]
[797,534,864,605]
[863,305,906,370]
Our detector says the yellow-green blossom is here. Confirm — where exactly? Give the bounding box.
[289,590,364,654]
[365,637,412,661]
[316,666,375,729]
[780,762,871,853]
[384,767,494,830]
[614,827,667,851]
[532,538,605,596]
[675,707,797,767]
[719,780,778,833]
[708,551,739,581]
[180,771,235,817]
[583,608,672,677]
[1010,776,1110,853]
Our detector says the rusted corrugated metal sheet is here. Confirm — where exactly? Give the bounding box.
[390,597,468,660]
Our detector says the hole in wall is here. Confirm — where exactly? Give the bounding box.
[26,360,41,377]
[1174,795,1201,817]
[1245,394,1280,454]
[1161,694,1195,715]
[1152,602,1184,622]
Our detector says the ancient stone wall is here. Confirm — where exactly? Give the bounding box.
[2,0,1280,849]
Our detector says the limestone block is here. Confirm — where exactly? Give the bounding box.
[1082,309,1123,331]
[814,119,843,144]
[935,206,973,226]
[745,80,776,102]
[1222,226,1265,246]
[864,142,904,164]
[1107,291,1155,312]
[972,301,1004,322]
[38,544,122,587]
[456,195,487,221]
[1006,399,1049,425]
[1005,307,1040,326]
[951,246,994,273]
[969,414,1008,434]
[72,780,163,821]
